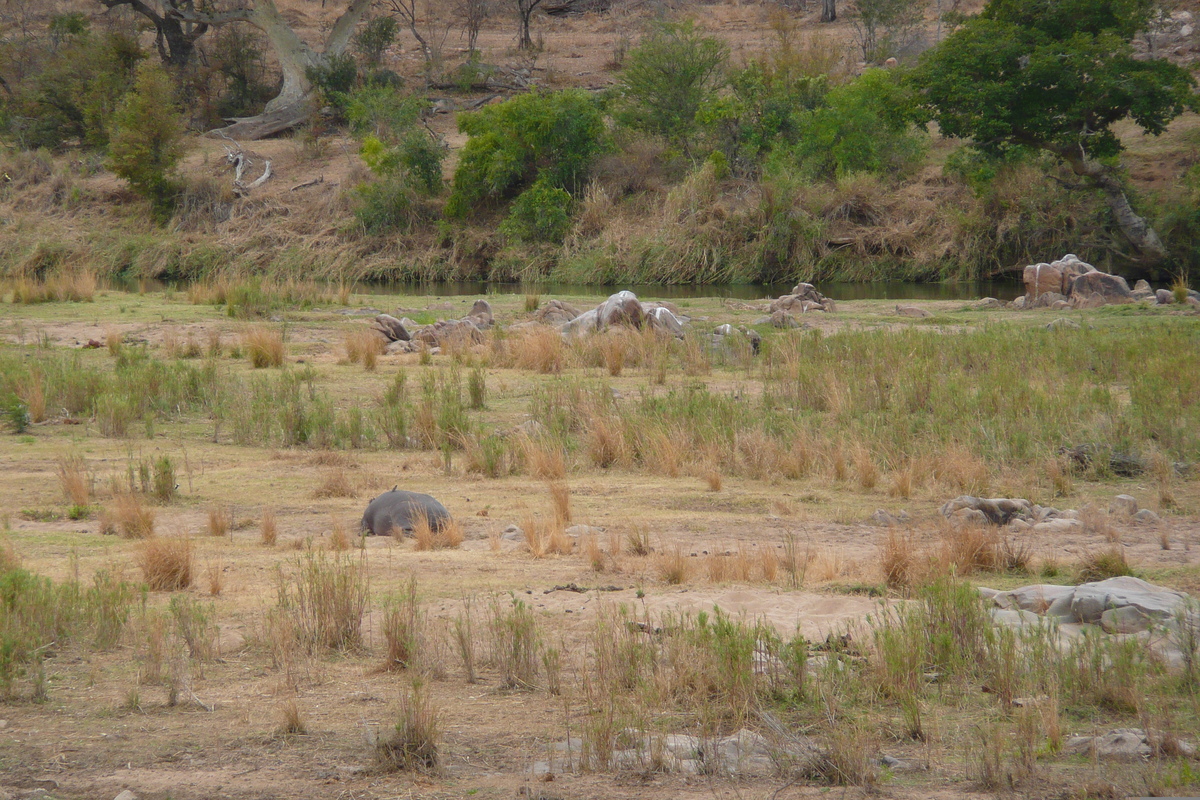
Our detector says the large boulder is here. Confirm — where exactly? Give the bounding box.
[1023,263,1063,297]
[770,283,836,314]
[1070,271,1134,305]
[415,318,484,347]
[1069,576,1188,625]
[645,306,685,337]
[373,314,411,342]
[536,299,581,326]
[598,290,644,328]
[361,490,451,536]
[561,307,602,338]
[1030,291,1068,309]
[465,299,494,329]
[1053,254,1096,292]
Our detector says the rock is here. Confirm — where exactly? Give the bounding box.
[465,299,493,328]
[1030,518,1082,534]
[1046,317,1080,330]
[1070,576,1188,625]
[879,754,917,771]
[714,323,734,335]
[1134,279,1151,293]
[415,318,483,347]
[871,509,903,527]
[992,584,1076,614]
[1110,494,1138,517]
[895,305,931,318]
[952,507,989,526]
[1009,518,1031,532]
[1173,9,1193,22]
[1031,291,1068,309]
[1053,254,1096,292]
[645,306,685,337]
[1183,23,1195,36]
[939,496,1033,525]
[1133,509,1160,525]
[536,299,580,326]
[564,524,604,538]
[1059,443,1145,476]
[384,340,416,355]
[974,297,1003,309]
[561,308,601,338]
[1071,291,1108,309]
[501,525,525,542]
[1065,729,1154,761]
[1156,289,1175,304]
[714,729,777,776]
[1070,271,1134,304]
[1010,295,1027,309]
[767,310,801,328]
[373,313,411,342]
[1100,605,1153,634]
[769,283,836,315]
[1187,296,1200,310]
[990,608,1042,627]
[114,792,137,800]
[598,290,644,328]
[1024,263,1063,297]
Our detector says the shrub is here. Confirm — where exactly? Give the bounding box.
[354,16,399,69]
[139,537,193,591]
[107,62,186,223]
[244,326,284,368]
[784,69,926,179]
[446,89,608,216]
[499,179,573,243]
[613,20,729,158]
[376,679,440,772]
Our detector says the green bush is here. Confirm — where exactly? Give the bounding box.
[785,69,925,179]
[612,21,728,158]
[354,16,399,69]
[446,89,608,217]
[305,52,359,115]
[500,179,573,243]
[107,62,186,224]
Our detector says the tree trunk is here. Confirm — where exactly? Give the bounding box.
[178,0,374,138]
[516,0,542,49]
[820,0,836,23]
[1059,149,1168,263]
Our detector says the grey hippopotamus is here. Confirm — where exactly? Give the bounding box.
[360,488,451,536]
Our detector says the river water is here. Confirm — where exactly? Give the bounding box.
[108,278,1023,302]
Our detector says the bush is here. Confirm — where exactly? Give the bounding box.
[305,52,358,115]
[107,62,186,223]
[500,179,573,243]
[785,69,925,179]
[354,16,399,69]
[446,89,608,216]
[612,20,728,158]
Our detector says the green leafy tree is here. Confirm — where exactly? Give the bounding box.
[445,89,607,217]
[910,0,1197,262]
[346,86,444,233]
[107,62,186,223]
[787,68,925,179]
[612,21,728,158]
[499,179,573,243]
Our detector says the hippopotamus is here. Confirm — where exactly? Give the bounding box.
[360,488,451,536]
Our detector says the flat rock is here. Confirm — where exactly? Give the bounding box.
[1063,728,1196,761]
[895,305,931,318]
[1133,509,1160,525]
[1031,518,1082,534]
[114,792,137,800]
[1100,605,1153,634]
[1070,576,1188,624]
[992,584,1076,614]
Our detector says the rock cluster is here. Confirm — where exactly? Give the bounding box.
[374,299,495,353]
[558,291,689,338]
[983,576,1191,635]
[755,283,836,327]
[1018,254,1200,310]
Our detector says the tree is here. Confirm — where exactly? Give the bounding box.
[170,0,375,139]
[850,0,926,63]
[910,0,1197,262]
[457,0,489,56]
[612,21,728,159]
[96,0,209,70]
[820,0,836,23]
[514,0,543,50]
[446,89,607,217]
[108,61,186,222]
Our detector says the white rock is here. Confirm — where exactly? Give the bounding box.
[114,792,138,800]
[1182,23,1194,36]
[1031,518,1082,534]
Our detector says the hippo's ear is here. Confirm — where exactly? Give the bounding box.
[392,484,398,492]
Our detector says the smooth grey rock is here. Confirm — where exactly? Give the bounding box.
[974,297,1003,309]
[1062,729,1193,761]
[564,524,604,539]
[713,323,734,335]
[1133,509,1161,525]
[598,290,643,328]
[1011,295,1028,309]
[501,525,524,542]
[1031,518,1082,534]
[991,608,1042,627]
[646,306,685,337]
[114,792,137,800]
[1110,494,1138,517]
[1156,289,1175,305]
[1071,271,1134,304]
[1100,605,1153,634]
[1134,280,1151,293]
[994,584,1075,614]
[561,308,601,338]
[536,299,580,325]
[1031,291,1067,309]
[940,496,1033,524]
[895,305,931,318]
[871,509,902,527]
[1046,317,1081,330]
[952,507,989,526]
[1070,576,1188,624]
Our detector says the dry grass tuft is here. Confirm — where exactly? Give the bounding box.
[245,326,285,368]
[1077,546,1133,583]
[376,680,440,773]
[313,469,357,499]
[880,529,917,589]
[599,332,628,377]
[510,327,564,374]
[329,519,351,551]
[112,492,155,539]
[277,699,307,735]
[548,481,571,526]
[207,505,232,537]
[656,545,688,585]
[519,436,567,480]
[1080,504,1119,542]
[345,328,385,370]
[56,453,91,507]
[205,561,224,596]
[626,524,652,557]
[139,536,194,591]
[260,509,278,546]
[105,327,123,356]
[704,468,723,492]
[411,514,463,551]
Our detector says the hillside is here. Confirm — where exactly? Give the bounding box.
[2,0,1200,285]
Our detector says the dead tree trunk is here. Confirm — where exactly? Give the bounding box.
[172,0,374,139]
[516,0,543,49]
[1057,147,1168,263]
[820,0,836,22]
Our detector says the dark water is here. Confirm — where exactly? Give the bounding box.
[106,278,1023,302]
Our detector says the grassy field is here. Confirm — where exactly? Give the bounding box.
[0,284,1198,799]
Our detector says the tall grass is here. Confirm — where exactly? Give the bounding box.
[275,552,369,652]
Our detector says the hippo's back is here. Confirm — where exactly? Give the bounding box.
[361,490,451,535]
